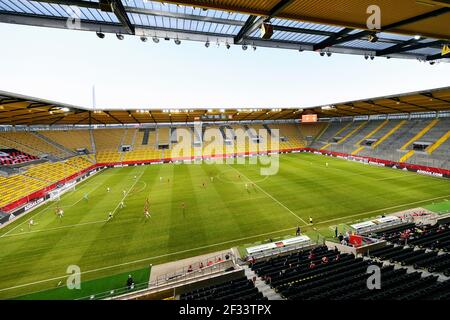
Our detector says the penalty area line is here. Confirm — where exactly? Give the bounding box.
[0,186,98,238]
[1,170,145,238]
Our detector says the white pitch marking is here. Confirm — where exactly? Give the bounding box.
[109,170,145,219]
[226,164,308,225]
[1,169,145,238]
[0,219,108,238]
[0,186,98,238]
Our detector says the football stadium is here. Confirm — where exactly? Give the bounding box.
[0,0,450,306]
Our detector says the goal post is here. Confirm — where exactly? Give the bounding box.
[49,189,61,201]
[48,181,77,201]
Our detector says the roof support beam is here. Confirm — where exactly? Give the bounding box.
[240,111,256,121]
[5,111,73,124]
[426,50,450,61]
[128,7,245,26]
[49,116,66,126]
[272,25,333,37]
[104,111,123,124]
[90,116,106,125]
[0,102,33,113]
[330,108,358,117]
[148,111,156,123]
[335,106,365,116]
[341,103,376,115]
[234,15,257,44]
[255,112,271,120]
[376,38,419,57]
[273,111,290,120]
[99,0,135,35]
[75,113,90,125]
[273,25,421,44]
[127,111,140,124]
[364,100,405,113]
[27,103,51,109]
[313,28,354,51]
[377,40,444,56]
[387,98,434,112]
[234,0,295,44]
[32,0,93,8]
[35,0,246,26]
[421,93,450,104]
[0,98,22,104]
[314,7,450,50]
[0,105,50,115]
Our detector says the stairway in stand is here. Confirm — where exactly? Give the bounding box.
[242,265,284,300]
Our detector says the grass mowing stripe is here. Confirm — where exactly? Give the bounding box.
[226,164,308,226]
[0,219,107,238]
[110,169,145,219]
[0,225,297,294]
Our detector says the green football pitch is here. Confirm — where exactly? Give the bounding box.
[0,153,449,299]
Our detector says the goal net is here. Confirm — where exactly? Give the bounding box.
[49,183,76,201]
[49,189,61,201]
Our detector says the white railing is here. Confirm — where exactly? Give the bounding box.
[149,251,235,288]
[247,241,315,261]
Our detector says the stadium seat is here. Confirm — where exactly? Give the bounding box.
[180,276,265,301]
[0,132,70,158]
[40,130,93,153]
[0,174,48,208]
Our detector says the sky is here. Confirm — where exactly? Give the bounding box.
[0,23,449,110]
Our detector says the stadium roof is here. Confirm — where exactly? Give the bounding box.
[0,86,449,125]
[0,0,449,61]
[311,86,450,117]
